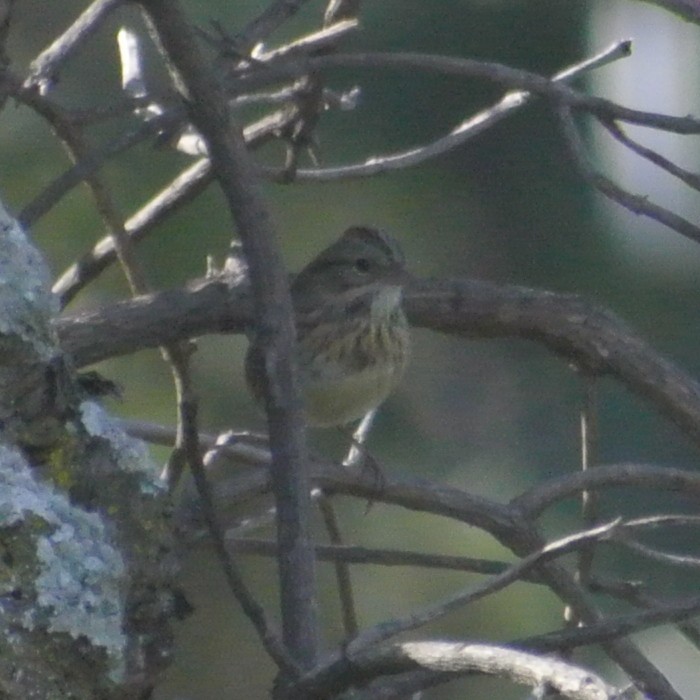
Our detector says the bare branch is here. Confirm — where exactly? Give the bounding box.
[228,537,532,578]
[169,424,687,697]
[224,50,700,134]
[169,349,297,675]
[316,497,359,637]
[568,373,601,626]
[593,577,700,653]
[209,0,314,56]
[56,275,700,451]
[18,113,165,228]
[601,118,700,192]
[523,595,700,654]
[24,0,124,93]
[250,18,359,63]
[348,520,625,653]
[299,641,630,700]
[557,106,700,245]
[611,515,700,568]
[48,40,633,304]
[52,106,302,304]
[513,463,700,519]
[258,40,634,183]
[617,537,700,569]
[138,0,319,669]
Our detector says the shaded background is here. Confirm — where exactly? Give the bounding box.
[3,1,700,697]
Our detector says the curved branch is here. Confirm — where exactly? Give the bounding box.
[258,40,633,183]
[249,51,700,134]
[51,40,629,303]
[56,274,700,449]
[173,429,684,698]
[512,463,700,519]
[295,640,625,700]
[523,594,700,654]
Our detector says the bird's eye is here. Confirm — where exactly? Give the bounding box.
[354,257,371,274]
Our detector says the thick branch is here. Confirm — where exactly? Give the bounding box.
[56,274,700,449]
[293,640,626,700]
[138,0,318,670]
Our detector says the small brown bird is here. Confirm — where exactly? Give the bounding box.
[245,226,411,427]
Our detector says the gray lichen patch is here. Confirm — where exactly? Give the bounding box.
[0,202,76,453]
[33,524,127,680]
[0,200,174,696]
[0,444,128,680]
[0,200,57,359]
[79,400,163,495]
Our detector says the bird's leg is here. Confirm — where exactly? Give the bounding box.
[340,409,386,507]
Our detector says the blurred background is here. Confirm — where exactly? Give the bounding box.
[3,0,700,697]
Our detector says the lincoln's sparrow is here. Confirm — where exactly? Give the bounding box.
[245,226,411,427]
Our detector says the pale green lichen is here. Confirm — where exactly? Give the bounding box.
[79,400,163,494]
[0,444,128,679]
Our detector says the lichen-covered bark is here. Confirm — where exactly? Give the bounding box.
[0,199,175,699]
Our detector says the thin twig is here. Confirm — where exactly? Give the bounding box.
[226,48,700,135]
[567,372,600,627]
[557,105,700,245]
[618,513,700,530]
[18,113,166,228]
[512,463,700,519]
[120,418,274,466]
[211,0,314,56]
[324,0,362,26]
[52,106,299,305]
[53,156,211,304]
[248,18,358,64]
[601,117,700,192]
[616,537,700,568]
[310,407,379,639]
[348,520,624,653]
[609,514,700,568]
[592,576,700,652]
[170,352,297,676]
[51,40,629,301]
[522,594,700,653]
[140,417,691,698]
[228,537,540,578]
[317,498,359,637]
[13,70,152,297]
[579,374,600,537]
[259,40,634,182]
[25,0,124,93]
